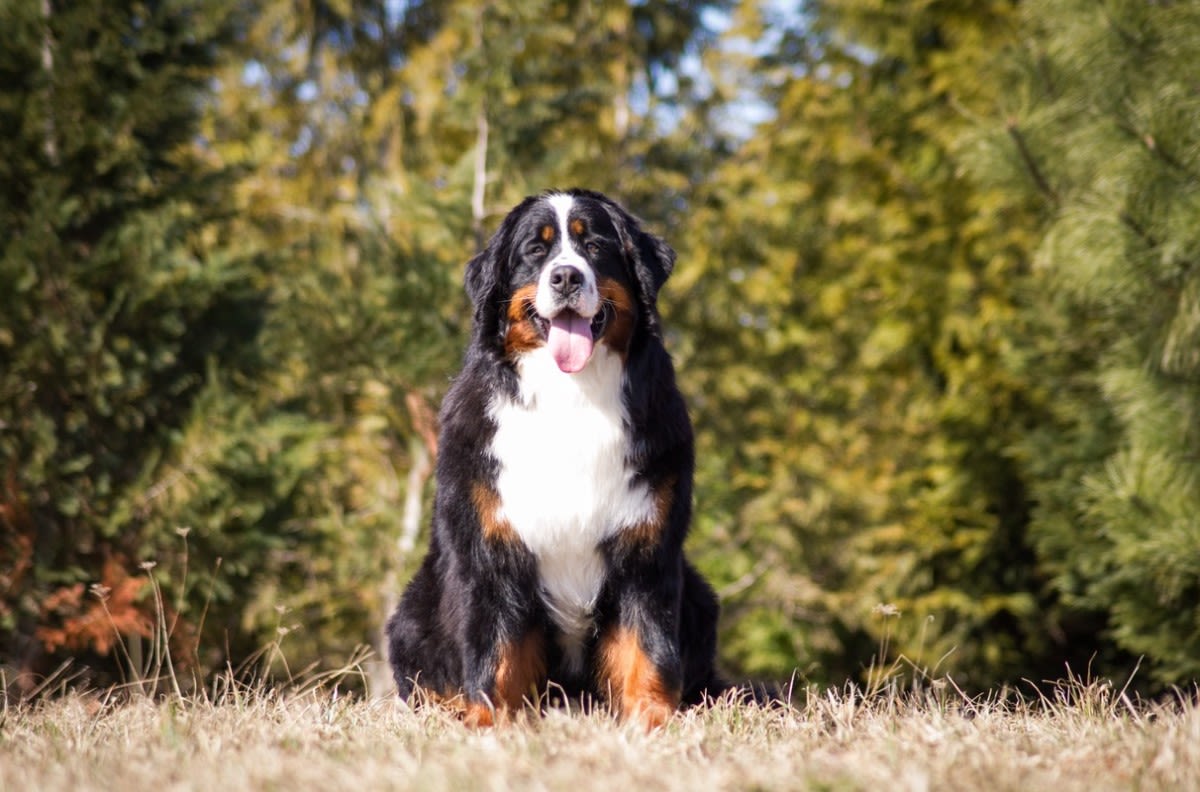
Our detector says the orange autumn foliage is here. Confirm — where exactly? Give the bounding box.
[35,558,153,656]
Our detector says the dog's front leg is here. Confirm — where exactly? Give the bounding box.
[594,554,685,730]
[459,559,547,727]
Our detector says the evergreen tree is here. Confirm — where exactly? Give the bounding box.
[0,0,258,690]
[674,1,1076,687]
[975,0,1200,684]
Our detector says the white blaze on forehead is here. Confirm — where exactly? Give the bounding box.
[547,193,576,242]
[535,194,599,320]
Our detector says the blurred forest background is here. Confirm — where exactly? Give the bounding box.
[2,0,1199,698]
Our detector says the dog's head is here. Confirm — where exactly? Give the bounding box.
[465,189,677,374]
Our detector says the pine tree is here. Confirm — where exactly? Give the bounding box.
[673,1,1072,687]
[976,0,1200,684]
[0,0,257,690]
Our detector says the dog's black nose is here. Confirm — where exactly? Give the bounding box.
[549,265,584,293]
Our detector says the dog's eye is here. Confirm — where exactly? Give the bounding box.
[527,242,547,257]
[585,240,601,255]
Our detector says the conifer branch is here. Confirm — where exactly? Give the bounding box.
[1114,114,1194,180]
[1034,51,1058,99]
[1119,210,1159,250]
[1005,119,1057,204]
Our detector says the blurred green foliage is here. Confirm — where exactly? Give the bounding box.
[1,0,1196,695]
[969,0,1200,684]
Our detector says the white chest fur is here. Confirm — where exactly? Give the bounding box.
[488,345,656,670]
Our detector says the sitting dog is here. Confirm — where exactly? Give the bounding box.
[386,189,725,728]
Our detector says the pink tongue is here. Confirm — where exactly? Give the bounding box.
[546,311,594,373]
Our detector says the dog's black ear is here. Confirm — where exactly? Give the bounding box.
[631,226,676,306]
[601,199,676,308]
[463,232,509,346]
[464,247,497,308]
[466,195,543,311]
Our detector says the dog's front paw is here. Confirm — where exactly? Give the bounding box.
[463,700,497,728]
[626,695,676,731]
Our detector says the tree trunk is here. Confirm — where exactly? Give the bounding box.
[471,106,489,252]
[41,0,58,165]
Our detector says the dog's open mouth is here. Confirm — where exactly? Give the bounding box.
[528,304,610,374]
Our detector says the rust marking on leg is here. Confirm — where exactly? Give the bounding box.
[494,630,547,712]
[472,483,515,543]
[618,476,675,551]
[597,626,680,730]
[463,700,495,728]
[459,632,546,728]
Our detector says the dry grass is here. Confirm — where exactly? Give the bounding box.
[2,676,1197,792]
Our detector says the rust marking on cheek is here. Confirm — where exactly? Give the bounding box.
[472,483,515,543]
[569,218,585,237]
[504,283,543,358]
[540,224,555,242]
[494,630,547,712]
[597,626,680,731]
[597,277,636,357]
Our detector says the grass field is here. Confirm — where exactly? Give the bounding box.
[3,675,1197,792]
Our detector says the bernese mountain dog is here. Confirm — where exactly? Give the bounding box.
[386,189,725,729]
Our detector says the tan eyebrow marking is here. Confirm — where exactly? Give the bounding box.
[540,224,554,242]
[569,218,585,236]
